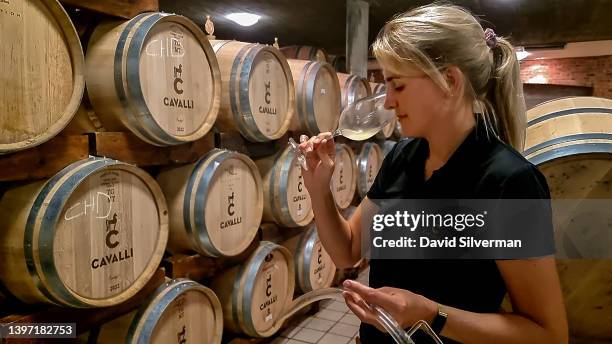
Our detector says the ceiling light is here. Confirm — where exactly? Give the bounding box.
[515,46,531,61]
[226,12,261,26]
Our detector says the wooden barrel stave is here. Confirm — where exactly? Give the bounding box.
[211,241,294,337]
[337,73,371,111]
[280,45,328,63]
[282,226,336,293]
[0,157,168,307]
[157,149,263,257]
[355,142,383,199]
[371,83,386,95]
[287,59,341,135]
[255,146,313,227]
[369,82,394,139]
[0,0,85,154]
[525,96,612,340]
[331,143,357,209]
[328,55,347,73]
[86,13,221,146]
[212,40,295,142]
[90,279,223,344]
[381,140,398,158]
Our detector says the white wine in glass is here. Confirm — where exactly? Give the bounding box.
[289,92,395,170]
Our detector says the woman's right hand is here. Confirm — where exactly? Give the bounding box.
[298,132,336,198]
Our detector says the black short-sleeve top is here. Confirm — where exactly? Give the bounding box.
[360,119,553,344]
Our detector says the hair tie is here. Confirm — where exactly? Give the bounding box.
[484,28,498,49]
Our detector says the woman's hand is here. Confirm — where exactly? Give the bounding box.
[298,132,336,197]
[342,279,438,332]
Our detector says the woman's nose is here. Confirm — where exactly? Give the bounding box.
[383,93,395,110]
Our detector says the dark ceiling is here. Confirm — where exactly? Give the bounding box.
[159,0,612,55]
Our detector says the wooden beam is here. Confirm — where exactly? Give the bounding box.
[0,135,89,182]
[59,0,158,19]
[215,131,289,159]
[90,131,215,166]
[163,254,220,281]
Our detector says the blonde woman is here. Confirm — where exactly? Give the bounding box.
[298,4,568,344]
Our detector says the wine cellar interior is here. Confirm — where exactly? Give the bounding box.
[0,0,611,343]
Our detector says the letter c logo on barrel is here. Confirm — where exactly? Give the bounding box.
[266,274,272,297]
[173,64,184,95]
[227,192,235,216]
[105,213,120,248]
[264,81,271,104]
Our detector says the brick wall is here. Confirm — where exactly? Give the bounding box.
[520,55,612,99]
[367,55,612,99]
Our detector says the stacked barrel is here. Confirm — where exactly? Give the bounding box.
[212,40,295,141]
[7,1,612,343]
[0,157,169,307]
[0,0,85,154]
[87,279,223,344]
[0,1,382,342]
[85,13,221,146]
[525,97,612,342]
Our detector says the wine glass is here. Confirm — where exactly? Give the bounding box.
[288,92,395,170]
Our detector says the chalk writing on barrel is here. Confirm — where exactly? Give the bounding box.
[64,192,112,221]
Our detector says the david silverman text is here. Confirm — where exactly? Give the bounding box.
[372,236,522,248]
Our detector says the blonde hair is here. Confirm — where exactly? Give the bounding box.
[373,3,526,151]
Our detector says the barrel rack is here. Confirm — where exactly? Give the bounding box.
[0,130,370,344]
[0,1,373,342]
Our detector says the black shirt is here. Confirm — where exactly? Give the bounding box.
[361,120,552,344]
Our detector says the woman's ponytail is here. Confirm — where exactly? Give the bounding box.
[484,37,527,151]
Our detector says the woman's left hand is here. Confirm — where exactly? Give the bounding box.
[342,279,438,332]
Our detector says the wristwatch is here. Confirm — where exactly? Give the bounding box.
[431,304,448,335]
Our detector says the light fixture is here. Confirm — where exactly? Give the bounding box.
[515,46,531,61]
[226,12,261,26]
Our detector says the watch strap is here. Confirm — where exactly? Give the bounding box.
[431,304,448,335]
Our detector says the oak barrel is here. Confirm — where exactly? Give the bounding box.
[211,40,295,142]
[328,55,347,73]
[0,0,84,154]
[371,82,386,95]
[211,241,295,337]
[331,143,357,210]
[337,73,371,111]
[255,146,313,227]
[381,140,398,158]
[368,82,395,139]
[280,45,328,63]
[525,96,612,340]
[282,225,336,293]
[376,116,397,140]
[0,157,168,307]
[86,13,221,146]
[287,59,341,135]
[156,149,263,257]
[355,142,383,198]
[89,278,222,344]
